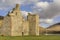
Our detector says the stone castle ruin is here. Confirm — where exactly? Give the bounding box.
[0,4,39,36]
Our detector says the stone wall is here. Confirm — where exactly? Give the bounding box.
[27,13,39,35]
[0,16,4,27]
[0,16,11,36]
[10,14,23,36]
[22,20,29,35]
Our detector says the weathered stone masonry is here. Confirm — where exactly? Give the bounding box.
[0,4,39,36]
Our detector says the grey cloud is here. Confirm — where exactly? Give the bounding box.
[0,0,60,19]
[32,2,60,19]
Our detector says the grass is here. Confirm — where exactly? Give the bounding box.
[0,35,60,40]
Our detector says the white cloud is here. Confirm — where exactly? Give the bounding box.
[21,11,28,16]
[40,18,54,28]
[32,0,60,19]
[45,19,53,24]
[54,0,60,4]
[21,11,32,19]
[36,2,49,9]
[2,0,5,2]
[40,19,53,24]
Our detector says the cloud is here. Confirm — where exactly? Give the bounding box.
[40,18,54,28]
[40,19,53,24]
[54,0,60,4]
[0,0,60,27]
[32,0,60,19]
[0,0,60,19]
[21,11,32,19]
[36,2,49,9]
[2,0,5,2]
[40,18,54,27]
[0,0,39,10]
[45,19,53,24]
[0,0,39,6]
[1,0,24,5]
[21,11,28,17]
[0,7,6,10]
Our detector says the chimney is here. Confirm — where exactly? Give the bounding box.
[15,4,20,10]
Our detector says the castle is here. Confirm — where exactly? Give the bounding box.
[0,4,39,36]
[0,4,60,36]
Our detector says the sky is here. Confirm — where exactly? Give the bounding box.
[0,0,60,28]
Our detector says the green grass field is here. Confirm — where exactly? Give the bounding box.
[0,35,60,40]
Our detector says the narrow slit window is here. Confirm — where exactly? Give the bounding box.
[16,12,17,15]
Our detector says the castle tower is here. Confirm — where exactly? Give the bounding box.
[9,4,23,36]
[27,13,39,35]
[0,4,23,36]
[15,4,20,10]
